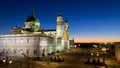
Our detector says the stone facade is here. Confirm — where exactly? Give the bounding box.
[0,34,55,58]
[0,9,72,59]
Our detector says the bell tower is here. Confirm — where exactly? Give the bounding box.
[62,17,70,49]
[56,9,63,38]
[63,18,69,39]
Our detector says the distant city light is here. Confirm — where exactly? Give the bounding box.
[93,44,97,48]
[97,53,99,56]
[101,47,107,52]
[91,53,94,56]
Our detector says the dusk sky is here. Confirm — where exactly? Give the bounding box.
[0,0,120,42]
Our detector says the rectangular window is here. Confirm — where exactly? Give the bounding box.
[3,39,5,43]
[20,49,23,53]
[27,38,29,43]
[34,38,37,43]
[14,49,16,53]
[15,39,16,43]
[21,39,23,43]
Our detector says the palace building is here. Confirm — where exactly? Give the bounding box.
[0,9,72,59]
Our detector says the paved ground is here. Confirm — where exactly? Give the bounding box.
[0,48,120,68]
[55,48,120,68]
[55,48,93,68]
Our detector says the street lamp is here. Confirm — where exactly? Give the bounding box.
[91,53,94,56]
[3,49,11,64]
[96,53,99,56]
[9,59,12,64]
[2,59,6,63]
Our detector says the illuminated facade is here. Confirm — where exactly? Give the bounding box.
[0,34,55,57]
[0,9,71,58]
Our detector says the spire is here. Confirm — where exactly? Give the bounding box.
[31,8,35,17]
[65,17,68,22]
[26,8,40,22]
[58,9,62,16]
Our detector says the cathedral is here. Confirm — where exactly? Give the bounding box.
[0,9,71,59]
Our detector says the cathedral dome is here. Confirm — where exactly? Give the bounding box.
[26,15,39,22]
[25,9,39,22]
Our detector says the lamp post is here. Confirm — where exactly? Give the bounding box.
[3,49,7,67]
[3,49,10,64]
[2,58,13,68]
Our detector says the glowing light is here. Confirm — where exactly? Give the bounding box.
[101,47,107,52]
[9,60,12,64]
[75,39,120,43]
[74,45,77,48]
[93,44,97,48]
[91,53,94,56]
[20,50,23,53]
[97,53,99,56]
[2,59,6,63]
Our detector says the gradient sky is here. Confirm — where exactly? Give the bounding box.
[0,0,120,42]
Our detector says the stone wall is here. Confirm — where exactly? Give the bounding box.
[0,34,40,57]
